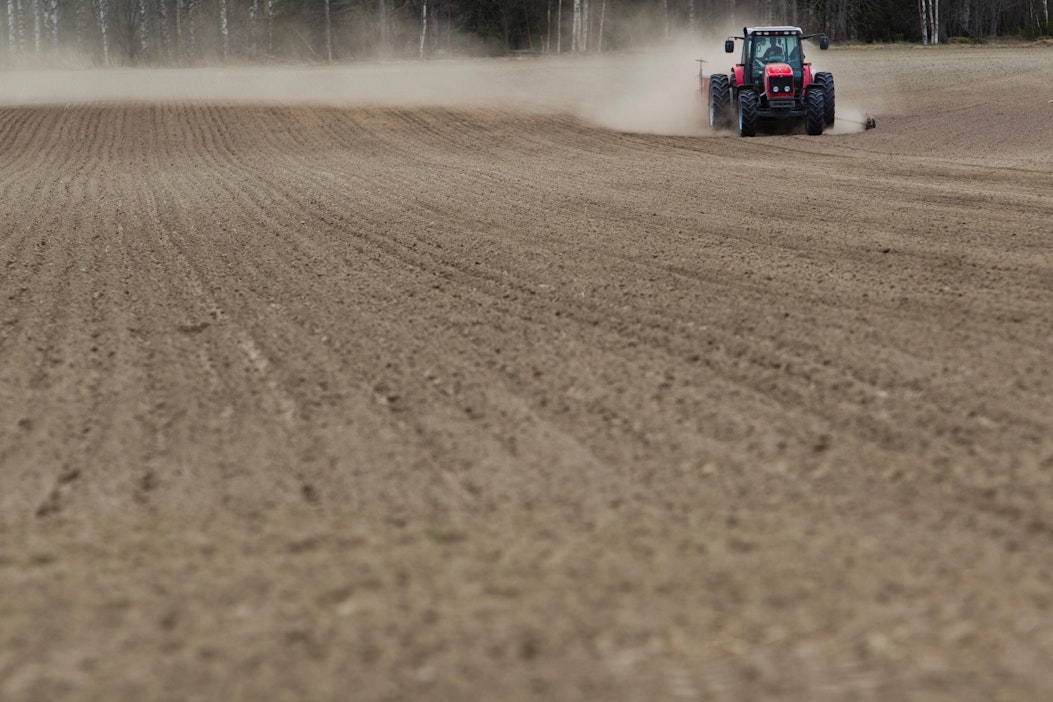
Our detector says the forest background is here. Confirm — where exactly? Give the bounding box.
[1,0,1050,69]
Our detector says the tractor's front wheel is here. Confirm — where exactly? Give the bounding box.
[708,74,732,130]
[813,72,836,125]
[738,90,758,137]
[805,89,825,136]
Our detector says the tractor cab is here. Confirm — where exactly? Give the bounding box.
[748,32,803,86]
[725,26,828,91]
[741,27,804,88]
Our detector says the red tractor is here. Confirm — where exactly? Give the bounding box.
[702,26,835,137]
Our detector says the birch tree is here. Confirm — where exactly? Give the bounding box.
[581,0,588,49]
[378,0,387,56]
[418,0,427,58]
[545,0,550,51]
[7,0,19,54]
[919,0,939,43]
[218,0,228,57]
[266,0,274,56]
[597,0,605,51]
[137,0,147,57]
[247,0,257,54]
[324,0,332,60]
[33,0,41,52]
[93,0,109,62]
[556,0,561,52]
[571,0,579,50]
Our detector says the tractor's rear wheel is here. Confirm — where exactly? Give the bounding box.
[708,74,732,130]
[805,89,825,136]
[814,72,836,125]
[738,90,758,137]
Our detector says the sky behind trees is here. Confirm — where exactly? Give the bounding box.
[1,0,1049,66]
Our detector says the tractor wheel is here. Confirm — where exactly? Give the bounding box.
[738,90,758,137]
[805,89,825,136]
[708,74,732,130]
[814,72,836,125]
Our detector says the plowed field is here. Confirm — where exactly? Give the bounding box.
[2,45,1053,701]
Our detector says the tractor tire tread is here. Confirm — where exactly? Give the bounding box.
[709,74,732,130]
[738,90,758,137]
[805,89,825,136]
[814,72,836,125]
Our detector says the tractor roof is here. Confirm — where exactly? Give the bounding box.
[745,26,804,36]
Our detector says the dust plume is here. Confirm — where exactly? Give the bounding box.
[0,62,553,109]
[0,47,716,129]
[827,104,877,134]
[0,26,876,139]
[573,28,738,136]
[574,47,710,136]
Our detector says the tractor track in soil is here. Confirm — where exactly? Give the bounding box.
[2,46,1053,701]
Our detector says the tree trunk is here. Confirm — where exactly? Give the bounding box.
[157,0,168,60]
[547,0,555,52]
[266,0,274,56]
[418,0,426,59]
[378,0,387,57]
[571,0,579,52]
[324,0,332,61]
[6,0,16,55]
[523,1,533,51]
[138,0,147,59]
[919,0,929,44]
[935,0,943,43]
[582,0,588,51]
[597,0,605,52]
[49,0,57,48]
[95,0,110,63]
[556,0,561,53]
[248,0,257,55]
[218,0,227,57]
[33,0,40,52]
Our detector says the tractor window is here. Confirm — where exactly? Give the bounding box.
[758,36,801,70]
[749,34,803,84]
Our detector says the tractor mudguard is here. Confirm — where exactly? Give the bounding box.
[733,65,746,87]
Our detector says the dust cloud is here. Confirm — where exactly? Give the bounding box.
[827,105,876,134]
[576,41,727,136]
[0,27,875,138]
[0,24,731,133]
[0,52,712,115]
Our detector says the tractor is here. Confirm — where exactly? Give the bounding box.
[702,26,835,137]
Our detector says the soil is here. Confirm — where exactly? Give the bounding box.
[2,45,1053,701]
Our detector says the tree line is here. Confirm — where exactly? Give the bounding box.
[1,0,1049,66]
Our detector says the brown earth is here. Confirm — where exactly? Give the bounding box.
[2,45,1053,701]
